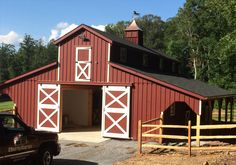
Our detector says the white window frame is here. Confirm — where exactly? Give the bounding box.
[75,47,92,81]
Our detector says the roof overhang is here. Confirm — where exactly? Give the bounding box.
[109,62,235,101]
[0,62,58,89]
[54,24,112,45]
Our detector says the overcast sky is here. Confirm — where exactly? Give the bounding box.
[0,0,185,46]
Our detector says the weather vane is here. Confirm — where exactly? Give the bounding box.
[132,11,140,20]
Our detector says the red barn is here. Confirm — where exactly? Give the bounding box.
[0,20,235,139]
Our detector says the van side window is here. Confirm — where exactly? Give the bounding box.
[2,116,25,132]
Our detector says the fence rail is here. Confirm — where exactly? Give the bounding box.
[138,116,236,156]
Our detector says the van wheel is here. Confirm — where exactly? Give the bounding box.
[38,147,53,165]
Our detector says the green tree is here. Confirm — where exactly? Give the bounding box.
[0,44,16,82]
[105,14,165,51]
[17,35,37,73]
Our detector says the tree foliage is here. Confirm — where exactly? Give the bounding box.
[0,35,57,83]
[1,0,235,92]
[105,0,236,91]
[106,14,165,51]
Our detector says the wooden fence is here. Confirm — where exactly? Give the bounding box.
[138,116,236,156]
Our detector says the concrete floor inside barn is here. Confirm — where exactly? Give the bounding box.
[59,127,109,143]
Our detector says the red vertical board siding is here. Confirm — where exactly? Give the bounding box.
[1,67,58,128]
[60,29,109,83]
[109,66,200,139]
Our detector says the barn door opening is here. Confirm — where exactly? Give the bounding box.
[75,47,92,81]
[37,84,61,132]
[102,86,130,139]
[163,102,196,137]
[61,85,103,129]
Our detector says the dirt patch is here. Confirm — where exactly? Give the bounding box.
[115,150,236,165]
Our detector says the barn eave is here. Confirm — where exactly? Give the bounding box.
[109,62,235,101]
[0,62,58,89]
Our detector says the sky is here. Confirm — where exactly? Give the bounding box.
[0,0,185,47]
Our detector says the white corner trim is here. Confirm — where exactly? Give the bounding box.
[106,43,111,82]
[199,100,202,115]
[57,46,60,81]
[107,64,110,82]
[107,43,111,62]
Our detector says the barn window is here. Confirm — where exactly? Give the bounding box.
[142,54,149,67]
[159,58,164,71]
[170,104,175,116]
[120,47,127,63]
[172,62,176,73]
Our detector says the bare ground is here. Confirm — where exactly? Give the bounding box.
[115,150,236,165]
[114,142,236,165]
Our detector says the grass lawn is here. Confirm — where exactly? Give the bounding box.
[0,101,14,111]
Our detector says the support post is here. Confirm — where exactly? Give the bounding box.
[225,98,229,123]
[138,120,142,154]
[196,114,201,147]
[218,99,222,122]
[230,98,234,123]
[159,112,163,144]
[208,100,213,125]
[188,120,192,157]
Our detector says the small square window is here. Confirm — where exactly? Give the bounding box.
[142,54,149,67]
[170,104,175,116]
[159,58,164,70]
[120,48,127,63]
[172,62,176,73]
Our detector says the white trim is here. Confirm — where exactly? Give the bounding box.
[107,64,110,82]
[57,45,60,81]
[106,43,111,82]
[4,150,37,158]
[37,84,60,132]
[107,43,111,62]
[199,100,202,115]
[75,47,92,81]
[102,86,130,139]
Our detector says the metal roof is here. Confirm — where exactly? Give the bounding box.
[54,24,178,62]
[89,25,179,62]
[125,20,143,31]
[111,63,235,99]
[0,62,58,88]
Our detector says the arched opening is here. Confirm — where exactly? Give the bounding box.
[163,101,196,137]
[0,93,15,112]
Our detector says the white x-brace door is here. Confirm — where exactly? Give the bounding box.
[37,84,60,132]
[102,86,130,139]
[75,47,91,81]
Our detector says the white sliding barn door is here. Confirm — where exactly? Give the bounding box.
[37,84,61,132]
[102,86,130,139]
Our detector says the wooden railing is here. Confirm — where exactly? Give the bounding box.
[138,117,236,156]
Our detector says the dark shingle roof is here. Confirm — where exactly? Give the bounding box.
[115,63,235,98]
[88,25,178,62]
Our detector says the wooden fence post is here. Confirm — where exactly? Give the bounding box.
[138,120,142,154]
[196,115,200,147]
[159,112,163,144]
[188,120,191,157]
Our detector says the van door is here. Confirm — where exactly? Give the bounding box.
[0,119,6,165]
[2,115,33,163]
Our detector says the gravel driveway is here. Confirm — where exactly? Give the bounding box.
[53,139,137,165]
